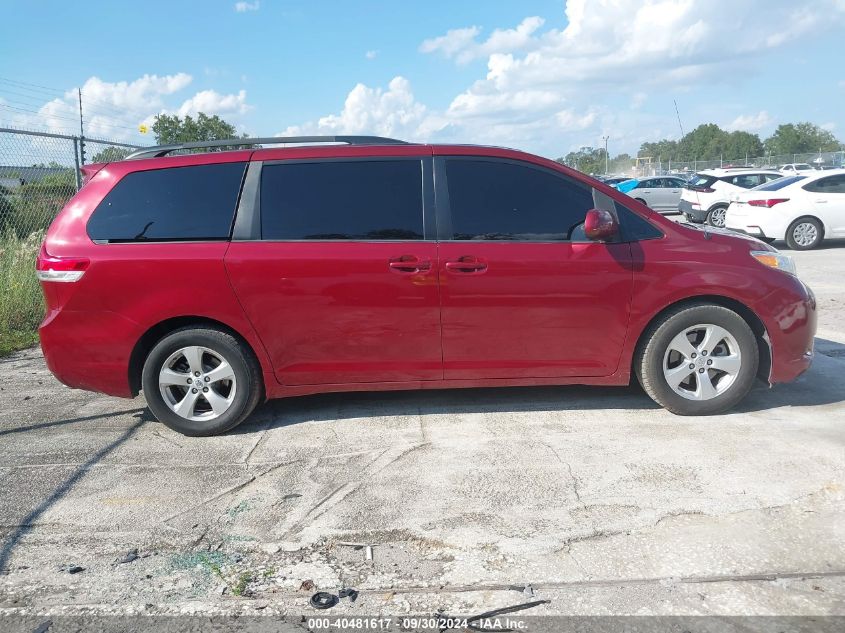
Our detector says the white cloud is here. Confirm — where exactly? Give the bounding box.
[419,17,544,65]
[419,26,481,62]
[726,111,774,132]
[279,76,426,138]
[177,89,251,117]
[234,1,259,12]
[409,0,845,154]
[365,50,378,60]
[5,72,251,142]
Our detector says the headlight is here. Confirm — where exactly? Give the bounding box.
[750,250,797,276]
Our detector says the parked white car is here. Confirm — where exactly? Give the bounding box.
[625,176,688,214]
[780,163,815,175]
[725,169,845,249]
[679,169,783,227]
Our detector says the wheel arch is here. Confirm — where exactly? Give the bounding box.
[129,315,265,396]
[707,201,729,213]
[788,214,827,238]
[632,295,772,384]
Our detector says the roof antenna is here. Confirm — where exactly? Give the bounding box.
[673,99,685,139]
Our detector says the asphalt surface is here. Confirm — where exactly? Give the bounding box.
[1,239,844,626]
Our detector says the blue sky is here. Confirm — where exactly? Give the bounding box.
[0,0,842,159]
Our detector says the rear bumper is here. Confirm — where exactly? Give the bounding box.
[679,199,708,222]
[39,308,140,398]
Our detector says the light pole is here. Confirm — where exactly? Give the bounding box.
[601,135,609,175]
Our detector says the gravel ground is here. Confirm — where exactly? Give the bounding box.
[1,240,844,630]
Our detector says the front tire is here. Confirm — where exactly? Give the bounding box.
[636,304,758,415]
[706,205,727,228]
[142,326,263,436]
[785,217,823,250]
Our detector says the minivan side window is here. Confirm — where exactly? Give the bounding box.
[444,158,594,241]
[260,159,424,240]
[87,162,246,242]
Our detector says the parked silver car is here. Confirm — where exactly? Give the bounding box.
[628,176,687,214]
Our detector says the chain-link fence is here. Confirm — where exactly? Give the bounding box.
[0,127,143,238]
[631,150,845,178]
[0,128,145,353]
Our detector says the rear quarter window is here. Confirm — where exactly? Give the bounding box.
[87,162,246,242]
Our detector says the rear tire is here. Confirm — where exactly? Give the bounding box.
[785,217,823,250]
[142,326,263,436]
[706,205,727,228]
[634,197,647,206]
[636,304,758,415]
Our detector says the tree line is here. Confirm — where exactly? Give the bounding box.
[559,122,843,175]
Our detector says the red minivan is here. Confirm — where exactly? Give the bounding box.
[36,136,816,436]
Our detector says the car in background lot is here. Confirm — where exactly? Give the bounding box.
[680,169,783,227]
[599,176,631,186]
[726,169,845,250]
[616,176,687,214]
[36,136,816,435]
[780,163,815,175]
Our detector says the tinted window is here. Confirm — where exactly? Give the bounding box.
[445,159,594,241]
[261,160,423,240]
[88,162,246,242]
[635,179,655,189]
[688,174,716,188]
[615,203,663,241]
[728,174,765,188]
[753,175,806,191]
[803,175,845,193]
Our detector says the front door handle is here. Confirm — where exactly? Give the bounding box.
[389,255,432,273]
[445,257,488,273]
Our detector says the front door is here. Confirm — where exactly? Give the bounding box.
[226,156,442,385]
[435,156,633,380]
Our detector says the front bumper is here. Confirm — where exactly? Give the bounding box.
[763,280,817,384]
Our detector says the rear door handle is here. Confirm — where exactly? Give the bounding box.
[389,255,432,273]
[445,257,488,273]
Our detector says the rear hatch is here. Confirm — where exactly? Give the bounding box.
[682,173,718,206]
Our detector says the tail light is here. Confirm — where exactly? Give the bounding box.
[747,198,789,208]
[36,243,89,282]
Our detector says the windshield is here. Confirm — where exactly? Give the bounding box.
[795,164,813,170]
[751,175,806,191]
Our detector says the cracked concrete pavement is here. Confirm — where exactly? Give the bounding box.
[1,243,844,624]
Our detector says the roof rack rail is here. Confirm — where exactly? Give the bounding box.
[125,135,409,160]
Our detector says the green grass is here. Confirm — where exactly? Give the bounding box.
[0,232,44,357]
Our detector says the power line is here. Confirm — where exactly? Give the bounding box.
[0,103,80,123]
[0,77,150,131]
[0,76,65,97]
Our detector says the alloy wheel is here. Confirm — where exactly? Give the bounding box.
[792,222,818,247]
[158,346,237,421]
[662,323,742,401]
[709,207,726,227]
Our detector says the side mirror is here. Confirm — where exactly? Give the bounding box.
[584,208,618,241]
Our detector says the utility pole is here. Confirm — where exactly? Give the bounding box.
[77,88,86,165]
[601,135,609,174]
